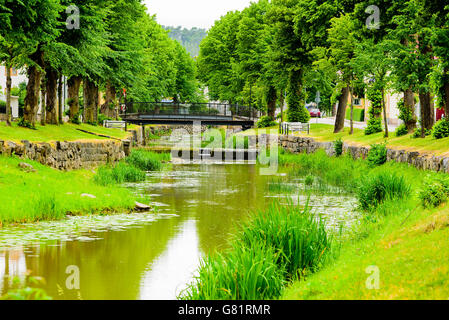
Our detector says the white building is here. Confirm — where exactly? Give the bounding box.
[0,65,69,120]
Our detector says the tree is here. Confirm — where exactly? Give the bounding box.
[326,14,357,133]
[197,11,244,103]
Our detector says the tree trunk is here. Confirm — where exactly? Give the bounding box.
[58,74,63,124]
[382,88,389,138]
[40,75,46,126]
[23,49,44,127]
[279,90,285,123]
[100,81,117,118]
[83,78,99,124]
[45,68,58,125]
[68,76,82,122]
[334,86,349,133]
[349,81,354,135]
[5,62,12,126]
[267,86,277,119]
[443,81,449,118]
[404,89,416,132]
[23,66,42,126]
[419,91,434,131]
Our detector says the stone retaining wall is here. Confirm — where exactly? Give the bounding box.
[275,134,449,174]
[0,127,144,170]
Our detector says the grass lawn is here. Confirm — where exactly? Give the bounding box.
[282,204,449,299]
[0,156,141,225]
[0,122,134,143]
[297,123,449,157]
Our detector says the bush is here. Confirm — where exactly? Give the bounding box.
[419,175,449,208]
[365,117,383,135]
[395,124,408,137]
[17,117,35,129]
[432,119,449,139]
[98,113,114,126]
[358,171,411,211]
[367,143,387,167]
[412,127,432,139]
[256,115,277,128]
[334,138,343,157]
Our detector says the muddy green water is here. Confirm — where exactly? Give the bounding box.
[0,163,358,300]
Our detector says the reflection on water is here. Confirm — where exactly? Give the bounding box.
[0,164,359,300]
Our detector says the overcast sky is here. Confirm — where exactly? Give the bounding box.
[143,0,254,29]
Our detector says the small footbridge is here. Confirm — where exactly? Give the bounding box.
[120,102,260,129]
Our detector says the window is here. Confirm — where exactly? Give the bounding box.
[4,67,18,76]
[353,98,361,106]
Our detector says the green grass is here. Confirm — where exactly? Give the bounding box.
[125,149,171,171]
[296,123,449,156]
[277,149,449,300]
[180,200,332,300]
[0,122,133,142]
[0,156,139,224]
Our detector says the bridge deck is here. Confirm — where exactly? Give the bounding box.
[120,102,258,127]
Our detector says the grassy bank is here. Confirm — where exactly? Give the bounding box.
[0,122,134,142]
[0,149,170,225]
[296,123,449,156]
[278,150,449,300]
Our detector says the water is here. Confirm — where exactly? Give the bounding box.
[0,164,359,300]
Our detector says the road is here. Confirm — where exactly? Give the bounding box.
[310,117,399,132]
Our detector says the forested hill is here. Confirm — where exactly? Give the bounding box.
[163,26,207,58]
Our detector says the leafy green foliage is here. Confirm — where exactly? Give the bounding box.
[256,116,277,128]
[432,118,449,139]
[163,26,207,58]
[334,138,343,157]
[367,143,387,167]
[346,108,365,122]
[419,175,449,208]
[365,85,384,136]
[412,127,432,139]
[395,124,409,137]
[358,171,411,211]
[125,149,170,171]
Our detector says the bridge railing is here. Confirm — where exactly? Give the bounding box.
[122,102,260,120]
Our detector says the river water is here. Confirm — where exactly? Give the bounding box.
[0,162,358,300]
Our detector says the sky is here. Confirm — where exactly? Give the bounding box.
[143,0,253,29]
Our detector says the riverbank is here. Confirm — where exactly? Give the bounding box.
[0,149,170,225]
[279,150,449,299]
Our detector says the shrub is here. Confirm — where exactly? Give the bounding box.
[334,138,343,157]
[395,124,408,137]
[256,115,277,128]
[412,127,432,139]
[125,149,169,171]
[98,113,114,126]
[17,117,35,129]
[432,119,449,139]
[365,84,383,136]
[358,171,411,211]
[367,143,387,167]
[419,175,449,208]
[365,117,383,135]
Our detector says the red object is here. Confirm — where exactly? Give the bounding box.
[309,109,321,118]
[123,88,127,97]
[437,108,445,121]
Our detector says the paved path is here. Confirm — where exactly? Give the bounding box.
[310,117,399,132]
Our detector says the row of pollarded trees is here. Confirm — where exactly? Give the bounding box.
[198,0,449,138]
[0,0,202,128]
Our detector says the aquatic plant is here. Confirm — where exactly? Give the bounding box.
[126,149,170,171]
[357,171,411,211]
[94,162,147,185]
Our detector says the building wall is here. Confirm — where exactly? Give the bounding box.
[0,66,28,101]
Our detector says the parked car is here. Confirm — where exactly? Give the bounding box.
[309,108,321,118]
